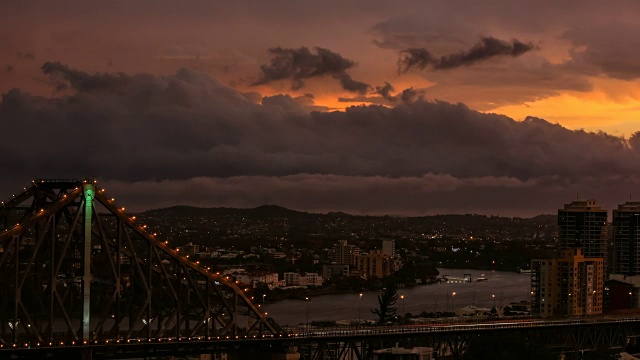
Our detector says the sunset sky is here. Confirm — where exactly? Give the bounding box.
[2,0,640,216]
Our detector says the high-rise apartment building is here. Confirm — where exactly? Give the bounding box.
[531,248,603,317]
[331,240,360,266]
[558,199,608,272]
[613,202,640,276]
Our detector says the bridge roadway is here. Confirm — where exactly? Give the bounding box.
[1,315,639,359]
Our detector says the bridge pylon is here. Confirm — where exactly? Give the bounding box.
[0,179,281,345]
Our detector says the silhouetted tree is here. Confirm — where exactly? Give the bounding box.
[371,281,398,324]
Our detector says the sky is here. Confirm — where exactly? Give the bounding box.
[2,0,640,216]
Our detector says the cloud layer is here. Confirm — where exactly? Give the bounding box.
[1,63,640,215]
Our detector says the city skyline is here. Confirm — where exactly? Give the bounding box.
[3,1,640,216]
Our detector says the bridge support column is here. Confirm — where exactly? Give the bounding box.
[82,184,95,341]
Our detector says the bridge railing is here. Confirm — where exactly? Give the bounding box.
[2,315,640,352]
[281,315,640,339]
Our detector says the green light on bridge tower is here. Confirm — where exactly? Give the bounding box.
[83,183,95,341]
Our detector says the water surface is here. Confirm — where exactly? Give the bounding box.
[264,268,531,326]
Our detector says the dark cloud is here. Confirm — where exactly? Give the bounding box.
[399,87,421,103]
[336,73,370,93]
[254,47,371,93]
[339,83,424,105]
[41,61,130,92]
[629,132,640,151]
[375,82,395,101]
[398,37,535,73]
[2,64,640,215]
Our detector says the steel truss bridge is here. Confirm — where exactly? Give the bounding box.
[0,179,281,358]
[0,180,640,359]
[2,315,640,359]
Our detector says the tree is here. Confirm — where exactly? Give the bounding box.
[371,281,398,324]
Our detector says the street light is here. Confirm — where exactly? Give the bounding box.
[358,293,363,325]
[451,292,456,312]
[400,295,405,323]
[492,294,496,307]
[262,294,266,307]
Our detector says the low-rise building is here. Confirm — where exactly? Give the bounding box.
[606,274,640,311]
[283,272,323,287]
[322,264,350,280]
[355,250,394,279]
[236,272,281,289]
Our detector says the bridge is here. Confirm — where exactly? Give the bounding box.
[0,179,281,358]
[1,179,640,359]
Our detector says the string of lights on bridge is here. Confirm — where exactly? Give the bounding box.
[3,316,640,350]
[0,179,247,289]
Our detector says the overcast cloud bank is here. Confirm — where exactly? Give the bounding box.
[1,63,639,215]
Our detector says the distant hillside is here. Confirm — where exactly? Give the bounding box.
[143,204,308,218]
[143,204,555,223]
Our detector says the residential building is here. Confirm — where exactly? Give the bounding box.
[283,272,323,287]
[355,250,394,279]
[236,272,281,290]
[613,202,640,276]
[531,248,604,317]
[322,264,350,280]
[558,199,608,273]
[331,240,360,266]
[181,242,200,255]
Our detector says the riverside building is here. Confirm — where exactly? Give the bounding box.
[531,248,604,317]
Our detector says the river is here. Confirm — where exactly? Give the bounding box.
[264,268,531,326]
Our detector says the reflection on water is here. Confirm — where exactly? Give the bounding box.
[264,268,531,326]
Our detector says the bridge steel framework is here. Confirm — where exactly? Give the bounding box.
[2,318,639,359]
[293,319,640,360]
[0,179,280,349]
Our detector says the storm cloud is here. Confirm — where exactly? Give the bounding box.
[398,37,535,73]
[1,64,640,215]
[254,47,370,93]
